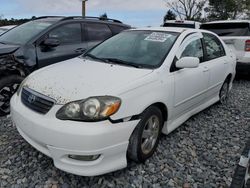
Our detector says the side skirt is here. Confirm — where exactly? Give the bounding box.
[162,96,219,135]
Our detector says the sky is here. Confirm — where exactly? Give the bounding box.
[0,0,168,27]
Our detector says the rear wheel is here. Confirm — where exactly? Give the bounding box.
[219,78,230,104]
[0,75,24,116]
[127,106,163,162]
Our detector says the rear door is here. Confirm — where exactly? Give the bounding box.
[36,23,87,68]
[202,32,228,99]
[85,23,113,49]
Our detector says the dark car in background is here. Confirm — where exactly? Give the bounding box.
[0,16,130,116]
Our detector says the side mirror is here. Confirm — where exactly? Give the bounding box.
[176,57,200,69]
[43,38,60,48]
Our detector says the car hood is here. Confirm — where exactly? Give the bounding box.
[24,57,154,104]
[0,43,20,55]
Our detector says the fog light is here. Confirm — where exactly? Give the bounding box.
[68,154,100,161]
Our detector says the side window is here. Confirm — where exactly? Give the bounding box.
[48,23,82,44]
[181,39,203,61]
[109,25,127,35]
[203,33,225,60]
[86,23,112,41]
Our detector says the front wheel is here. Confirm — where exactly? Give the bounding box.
[0,75,24,116]
[127,106,163,162]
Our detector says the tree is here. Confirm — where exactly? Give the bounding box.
[207,0,250,20]
[164,10,177,22]
[99,13,108,20]
[164,0,206,20]
[0,16,33,26]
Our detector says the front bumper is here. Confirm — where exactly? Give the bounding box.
[10,94,139,176]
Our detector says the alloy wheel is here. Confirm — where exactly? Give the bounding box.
[141,115,160,155]
[220,82,229,104]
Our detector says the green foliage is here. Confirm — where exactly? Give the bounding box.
[164,10,177,22]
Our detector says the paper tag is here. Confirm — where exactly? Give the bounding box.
[145,32,171,42]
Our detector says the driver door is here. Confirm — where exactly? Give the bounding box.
[36,23,87,68]
[172,33,209,117]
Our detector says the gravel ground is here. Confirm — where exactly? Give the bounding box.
[0,79,250,188]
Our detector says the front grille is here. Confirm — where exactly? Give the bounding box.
[21,87,56,114]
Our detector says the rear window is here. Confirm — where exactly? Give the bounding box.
[201,23,250,36]
[163,23,195,28]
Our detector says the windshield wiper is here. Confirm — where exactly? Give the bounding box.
[84,53,107,63]
[103,58,143,68]
[0,41,6,45]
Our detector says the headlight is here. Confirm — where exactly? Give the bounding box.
[56,96,121,121]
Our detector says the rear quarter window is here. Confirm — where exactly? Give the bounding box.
[203,33,226,60]
[201,23,250,36]
[109,25,129,35]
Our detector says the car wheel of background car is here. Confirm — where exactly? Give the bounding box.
[127,106,163,163]
[0,75,24,116]
[219,78,230,104]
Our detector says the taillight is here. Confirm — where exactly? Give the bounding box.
[245,40,250,52]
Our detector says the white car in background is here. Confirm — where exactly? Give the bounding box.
[201,20,250,75]
[11,27,236,176]
[0,25,16,35]
[163,20,201,29]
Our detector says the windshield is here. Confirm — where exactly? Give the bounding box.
[0,20,53,45]
[201,23,250,36]
[84,30,178,68]
[164,23,195,28]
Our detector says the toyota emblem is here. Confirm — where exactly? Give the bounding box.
[28,95,36,104]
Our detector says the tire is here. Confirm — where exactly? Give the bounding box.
[0,75,24,116]
[246,179,250,188]
[127,106,163,163]
[230,140,250,188]
[219,78,230,104]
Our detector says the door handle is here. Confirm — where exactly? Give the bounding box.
[203,67,209,73]
[75,48,86,53]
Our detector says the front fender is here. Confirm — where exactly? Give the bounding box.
[111,76,174,122]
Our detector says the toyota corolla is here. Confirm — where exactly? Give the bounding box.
[11,27,236,176]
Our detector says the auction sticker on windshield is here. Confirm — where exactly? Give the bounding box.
[145,32,171,42]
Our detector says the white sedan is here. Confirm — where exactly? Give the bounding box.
[11,27,236,176]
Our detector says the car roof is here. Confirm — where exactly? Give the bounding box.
[131,27,194,33]
[203,20,250,24]
[33,16,130,27]
[130,27,218,37]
